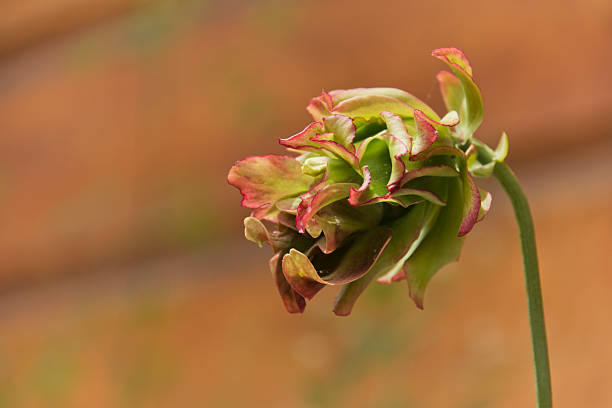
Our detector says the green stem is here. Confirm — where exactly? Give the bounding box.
[493,162,552,408]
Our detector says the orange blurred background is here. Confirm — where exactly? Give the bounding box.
[0,0,611,406]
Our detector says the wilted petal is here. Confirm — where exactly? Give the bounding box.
[244,216,270,247]
[282,227,392,299]
[228,155,315,209]
[270,252,306,314]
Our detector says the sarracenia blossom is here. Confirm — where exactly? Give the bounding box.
[228,47,508,315]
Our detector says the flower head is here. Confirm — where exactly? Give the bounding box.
[228,47,507,315]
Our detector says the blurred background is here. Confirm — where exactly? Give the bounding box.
[0,0,611,406]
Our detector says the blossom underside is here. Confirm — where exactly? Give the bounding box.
[228,47,508,315]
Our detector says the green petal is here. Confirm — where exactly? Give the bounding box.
[334,202,440,315]
[432,48,484,141]
[404,177,464,309]
[315,201,383,254]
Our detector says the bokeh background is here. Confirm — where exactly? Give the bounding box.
[0,0,611,407]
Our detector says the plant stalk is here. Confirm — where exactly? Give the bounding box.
[493,162,552,408]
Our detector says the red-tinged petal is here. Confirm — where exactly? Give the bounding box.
[328,88,441,120]
[279,122,324,151]
[334,202,440,315]
[280,122,360,169]
[404,177,465,309]
[228,155,315,209]
[398,165,459,188]
[250,204,279,222]
[355,134,409,195]
[431,47,473,75]
[458,165,481,237]
[282,227,392,300]
[309,136,360,169]
[380,111,412,150]
[477,187,492,222]
[323,115,356,150]
[436,71,464,116]
[432,48,483,140]
[348,166,375,205]
[410,110,438,157]
[333,95,415,119]
[296,183,355,233]
[270,252,306,314]
[306,92,333,121]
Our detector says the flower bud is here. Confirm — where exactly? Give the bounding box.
[228,47,500,315]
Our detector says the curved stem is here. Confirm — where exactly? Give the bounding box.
[493,162,552,408]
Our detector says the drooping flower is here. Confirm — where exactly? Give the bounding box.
[227,47,508,315]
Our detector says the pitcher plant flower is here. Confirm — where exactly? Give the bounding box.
[227,47,552,407]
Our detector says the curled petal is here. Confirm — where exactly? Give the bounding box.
[410,110,438,158]
[227,155,314,209]
[436,71,464,114]
[458,162,481,237]
[380,111,412,151]
[333,95,415,119]
[323,115,356,149]
[398,165,459,188]
[432,47,483,140]
[280,122,359,169]
[306,91,333,121]
[328,88,441,120]
[296,183,355,233]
